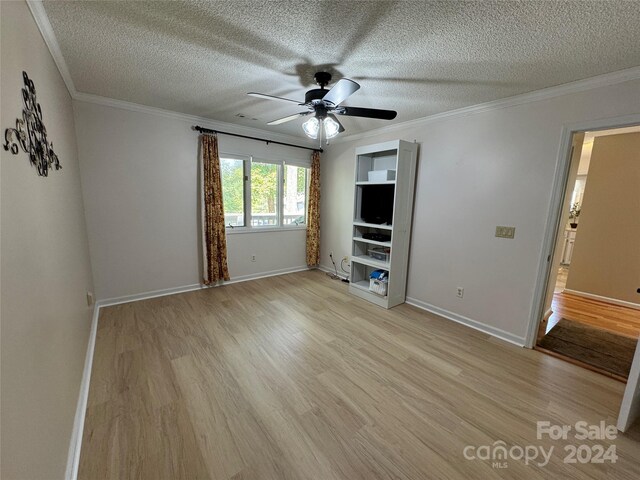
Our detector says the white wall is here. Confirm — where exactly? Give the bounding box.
[321,78,640,344]
[618,337,640,431]
[542,132,585,320]
[73,101,312,301]
[0,1,95,478]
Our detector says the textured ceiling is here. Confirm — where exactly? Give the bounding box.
[43,0,640,138]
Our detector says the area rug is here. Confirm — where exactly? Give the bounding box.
[538,319,638,378]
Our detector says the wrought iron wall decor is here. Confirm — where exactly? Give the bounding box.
[3,71,61,176]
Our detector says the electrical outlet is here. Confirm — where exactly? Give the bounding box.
[495,226,516,239]
[86,291,94,306]
[456,287,464,298]
[251,254,256,262]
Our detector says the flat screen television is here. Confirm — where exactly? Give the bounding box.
[360,185,394,225]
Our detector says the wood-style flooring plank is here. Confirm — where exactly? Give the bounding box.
[78,270,640,479]
[550,291,640,338]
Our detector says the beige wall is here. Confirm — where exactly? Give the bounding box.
[565,132,640,305]
[1,1,95,479]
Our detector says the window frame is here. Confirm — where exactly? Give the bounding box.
[282,162,310,227]
[250,157,282,229]
[219,153,250,229]
[219,153,310,234]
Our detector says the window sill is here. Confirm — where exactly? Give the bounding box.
[226,226,307,235]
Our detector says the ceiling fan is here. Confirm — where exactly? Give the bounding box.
[247,72,397,141]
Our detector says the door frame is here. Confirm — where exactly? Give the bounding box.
[524,113,640,348]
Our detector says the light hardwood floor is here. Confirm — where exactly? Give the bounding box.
[79,270,640,479]
[546,292,640,338]
[549,265,640,338]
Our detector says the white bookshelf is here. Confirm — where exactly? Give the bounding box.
[349,140,418,308]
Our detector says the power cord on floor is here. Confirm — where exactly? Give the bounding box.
[326,253,341,280]
[340,258,350,283]
[325,253,350,283]
[341,258,350,275]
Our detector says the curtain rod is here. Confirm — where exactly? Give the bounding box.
[193,126,322,153]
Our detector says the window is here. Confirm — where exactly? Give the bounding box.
[283,164,307,225]
[251,161,279,226]
[220,155,309,231]
[220,157,246,227]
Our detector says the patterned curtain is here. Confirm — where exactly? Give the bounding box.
[200,134,230,284]
[306,150,321,266]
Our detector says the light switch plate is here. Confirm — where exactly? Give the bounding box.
[495,226,516,239]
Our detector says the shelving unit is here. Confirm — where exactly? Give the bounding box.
[349,140,418,309]
[355,181,396,186]
[352,236,391,247]
[353,221,393,230]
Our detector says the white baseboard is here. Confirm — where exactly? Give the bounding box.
[318,263,349,280]
[405,297,526,347]
[223,265,311,285]
[65,303,100,480]
[98,283,206,307]
[563,289,640,311]
[98,266,311,307]
[65,265,311,479]
[320,266,524,346]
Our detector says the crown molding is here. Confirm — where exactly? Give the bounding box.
[333,65,640,144]
[27,0,640,148]
[73,92,315,146]
[27,0,77,96]
[26,0,314,147]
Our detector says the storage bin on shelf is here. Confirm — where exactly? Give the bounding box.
[369,269,388,296]
[368,246,390,262]
[367,169,396,182]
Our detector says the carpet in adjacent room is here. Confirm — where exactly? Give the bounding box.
[538,318,637,379]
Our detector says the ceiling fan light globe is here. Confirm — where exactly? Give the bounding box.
[324,117,340,138]
[302,117,319,139]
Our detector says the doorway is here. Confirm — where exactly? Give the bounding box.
[535,125,640,381]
